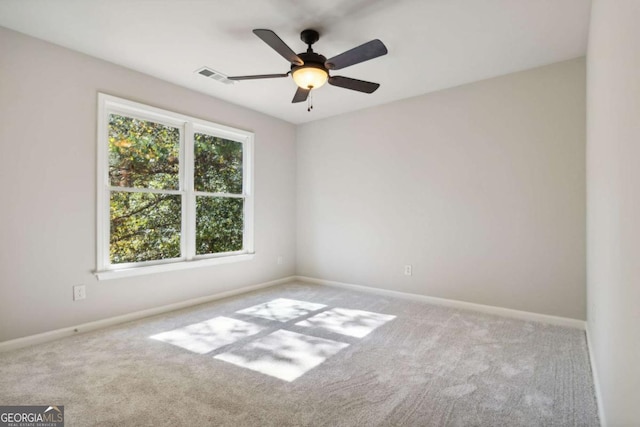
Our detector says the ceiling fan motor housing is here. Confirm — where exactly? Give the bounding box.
[292,52,328,73]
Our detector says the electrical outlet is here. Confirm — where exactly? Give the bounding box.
[73,285,86,301]
[404,265,412,276]
[277,255,283,265]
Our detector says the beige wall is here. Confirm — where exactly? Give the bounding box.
[587,0,640,424]
[0,27,297,342]
[297,58,587,319]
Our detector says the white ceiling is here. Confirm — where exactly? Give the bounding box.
[0,0,591,124]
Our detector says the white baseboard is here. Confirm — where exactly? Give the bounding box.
[0,276,295,353]
[585,326,606,426]
[1,275,586,353]
[295,276,586,330]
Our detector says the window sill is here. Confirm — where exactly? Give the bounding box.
[95,253,255,281]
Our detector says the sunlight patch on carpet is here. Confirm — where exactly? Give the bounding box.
[150,316,265,354]
[214,329,349,381]
[296,308,396,338]
[236,298,326,322]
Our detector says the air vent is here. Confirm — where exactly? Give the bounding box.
[195,67,234,85]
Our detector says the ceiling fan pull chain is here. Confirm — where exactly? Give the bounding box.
[307,92,313,112]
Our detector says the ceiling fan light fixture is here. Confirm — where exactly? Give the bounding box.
[292,65,328,90]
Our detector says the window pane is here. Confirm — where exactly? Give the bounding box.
[110,191,181,264]
[196,196,243,255]
[108,114,180,189]
[194,133,243,194]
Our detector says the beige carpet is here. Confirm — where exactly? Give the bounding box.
[0,282,599,426]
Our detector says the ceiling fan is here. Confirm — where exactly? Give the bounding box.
[228,29,388,107]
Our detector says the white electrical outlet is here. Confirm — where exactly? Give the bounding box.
[73,285,86,301]
[277,256,283,265]
[404,265,412,276]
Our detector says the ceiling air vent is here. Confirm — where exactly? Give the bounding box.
[195,67,234,85]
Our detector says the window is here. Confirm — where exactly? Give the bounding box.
[96,94,254,279]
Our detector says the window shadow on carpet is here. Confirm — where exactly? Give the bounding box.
[150,298,395,382]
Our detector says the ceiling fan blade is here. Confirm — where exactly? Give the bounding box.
[292,87,310,103]
[328,76,380,93]
[253,29,304,66]
[325,39,387,70]
[228,73,289,81]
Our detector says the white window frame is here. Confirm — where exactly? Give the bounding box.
[95,93,254,280]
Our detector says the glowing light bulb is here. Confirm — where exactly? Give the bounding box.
[292,66,328,89]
